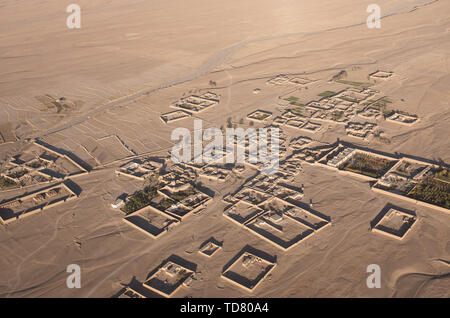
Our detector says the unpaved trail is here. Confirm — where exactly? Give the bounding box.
[31,0,439,141]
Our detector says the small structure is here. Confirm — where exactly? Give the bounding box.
[221,246,276,293]
[171,92,220,113]
[266,74,290,85]
[369,70,394,80]
[199,238,222,257]
[371,205,418,240]
[386,112,419,126]
[143,258,195,298]
[123,206,180,239]
[117,287,146,298]
[247,110,272,122]
[0,182,78,225]
[345,122,377,140]
[160,110,192,124]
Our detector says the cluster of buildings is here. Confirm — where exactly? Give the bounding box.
[288,136,313,151]
[159,91,221,124]
[116,157,213,238]
[0,140,87,189]
[345,122,378,140]
[374,159,435,195]
[222,163,330,250]
[323,146,356,168]
[266,74,314,86]
[273,109,324,133]
[0,182,78,224]
[270,73,420,142]
[247,110,272,122]
[268,85,387,138]
[314,143,449,213]
[198,164,242,182]
[171,91,220,113]
[115,158,163,181]
[371,204,418,240]
[281,86,379,125]
[357,105,383,120]
[118,245,277,298]
[318,144,396,178]
[0,139,89,224]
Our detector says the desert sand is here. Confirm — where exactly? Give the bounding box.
[0,0,449,298]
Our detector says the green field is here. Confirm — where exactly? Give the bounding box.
[434,169,450,183]
[408,175,450,209]
[121,186,159,215]
[288,106,304,116]
[284,96,305,106]
[342,152,396,178]
[318,91,336,98]
[336,80,373,88]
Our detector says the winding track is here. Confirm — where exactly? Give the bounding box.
[31,0,439,141]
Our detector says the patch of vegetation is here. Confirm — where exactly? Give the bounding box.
[371,98,392,109]
[0,176,19,190]
[285,96,299,102]
[121,186,159,215]
[343,167,380,178]
[318,91,336,98]
[288,106,304,116]
[335,80,373,88]
[284,96,305,106]
[341,152,396,178]
[408,172,450,209]
[434,169,450,183]
[367,98,401,118]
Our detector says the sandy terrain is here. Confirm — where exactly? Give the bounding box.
[0,0,449,298]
